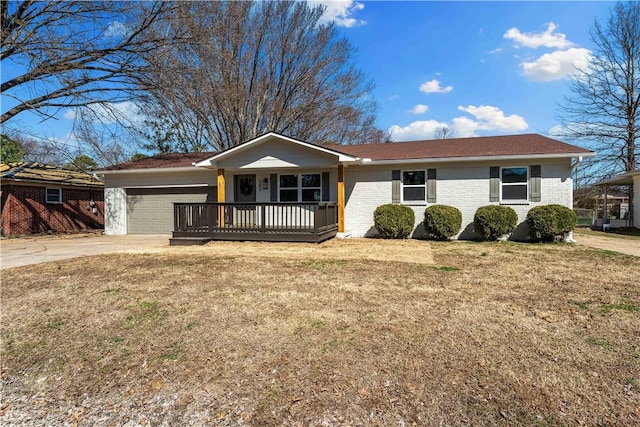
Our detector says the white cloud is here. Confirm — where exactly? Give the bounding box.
[388,105,528,141]
[64,102,143,125]
[312,0,366,28]
[104,21,128,37]
[63,109,78,120]
[419,79,453,94]
[388,120,450,141]
[504,22,573,49]
[457,105,528,133]
[548,125,566,136]
[411,104,429,114]
[520,47,591,81]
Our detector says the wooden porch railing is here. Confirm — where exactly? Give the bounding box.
[173,202,338,243]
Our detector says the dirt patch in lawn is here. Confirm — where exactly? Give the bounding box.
[1,240,639,426]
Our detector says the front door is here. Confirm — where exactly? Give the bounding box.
[233,174,256,226]
[234,174,256,203]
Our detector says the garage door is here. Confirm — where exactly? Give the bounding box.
[127,187,216,234]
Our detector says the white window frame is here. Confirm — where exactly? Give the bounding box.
[46,187,63,204]
[500,166,529,202]
[401,169,427,203]
[278,173,322,202]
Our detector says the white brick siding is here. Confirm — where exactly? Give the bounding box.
[104,187,127,235]
[344,159,573,240]
[344,166,392,237]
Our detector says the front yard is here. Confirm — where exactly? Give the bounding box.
[1,239,639,426]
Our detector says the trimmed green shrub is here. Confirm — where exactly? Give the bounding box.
[473,205,518,241]
[373,204,415,239]
[526,204,577,242]
[423,205,462,240]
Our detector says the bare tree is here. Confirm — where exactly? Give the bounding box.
[138,0,386,152]
[69,108,140,167]
[558,1,640,225]
[433,126,454,140]
[559,1,640,179]
[1,1,172,124]
[5,105,140,168]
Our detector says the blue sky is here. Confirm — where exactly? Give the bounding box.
[1,1,615,146]
[325,0,614,141]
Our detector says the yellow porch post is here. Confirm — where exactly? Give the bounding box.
[217,169,225,227]
[338,164,345,232]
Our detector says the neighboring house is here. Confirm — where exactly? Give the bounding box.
[574,187,630,206]
[594,170,640,229]
[98,132,595,242]
[1,162,104,236]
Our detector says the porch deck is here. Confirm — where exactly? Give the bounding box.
[171,202,339,245]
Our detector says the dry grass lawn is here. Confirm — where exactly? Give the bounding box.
[1,239,639,426]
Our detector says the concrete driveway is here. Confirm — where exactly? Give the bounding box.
[0,234,170,269]
[575,233,640,257]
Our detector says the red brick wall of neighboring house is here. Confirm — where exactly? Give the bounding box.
[0,184,104,236]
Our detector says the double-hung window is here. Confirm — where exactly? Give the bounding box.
[402,170,426,202]
[46,188,62,204]
[301,174,321,202]
[501,167,528,201]
[279,173,321,202]
[279,174,298,201]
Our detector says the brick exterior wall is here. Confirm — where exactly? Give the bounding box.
[1,184,104,236]
[344,159,573,240]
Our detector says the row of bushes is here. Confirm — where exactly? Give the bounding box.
[373,204,577,242]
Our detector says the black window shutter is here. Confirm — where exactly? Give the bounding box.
[530,165,541,202]
[270,173,278,202]
[392,170,401,203]
[489,166,500,202]
[427,168,437,203]
[321,172,330,201]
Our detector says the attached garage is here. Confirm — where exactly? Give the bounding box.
[98,151,219,235]
[126,187,216,234]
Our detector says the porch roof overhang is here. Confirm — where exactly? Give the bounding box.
[194,132,363,168]
[594,170,640,186]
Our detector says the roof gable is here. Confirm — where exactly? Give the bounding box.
[1,162,103,187]
[194,132,359,167]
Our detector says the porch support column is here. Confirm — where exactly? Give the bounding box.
[217,169,225,202]
[217,169,225,227]
[603,184,608,231]
[338,164,345,232]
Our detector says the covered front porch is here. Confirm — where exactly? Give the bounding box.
[168,133,359,244]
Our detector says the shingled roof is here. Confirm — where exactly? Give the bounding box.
[101,152,216,171]
[1,162,103,187]
[99,134,593,171]
[333,134,593,161]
